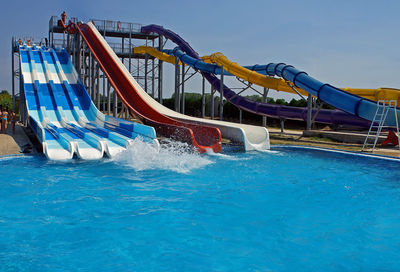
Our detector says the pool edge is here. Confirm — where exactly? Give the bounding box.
[272,145,400,162]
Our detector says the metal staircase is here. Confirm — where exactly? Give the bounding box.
[362,100,399,152]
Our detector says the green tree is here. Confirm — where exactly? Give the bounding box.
[0,90,12,110]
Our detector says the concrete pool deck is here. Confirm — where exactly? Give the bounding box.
[0,123,36,156]
[268,127,400,158]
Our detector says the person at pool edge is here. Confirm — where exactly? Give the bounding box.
[9,110,16,134]
[1,107,8,133]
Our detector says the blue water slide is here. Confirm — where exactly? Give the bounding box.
[28,47,104,159]
[46,48,147,152]
[141,25,374,128]
[163,48,266,77]
[50,48,158,144]
[19,44,159,160]
[265,63,399,126]
[20,47,74,159]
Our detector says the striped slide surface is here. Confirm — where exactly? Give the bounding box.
[19,44,159,160]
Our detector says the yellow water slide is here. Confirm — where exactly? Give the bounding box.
[204,52,400,103]
[202,53,308,95]
[134,46,400,103]
[134,46,305,95]
[134,46,180,65]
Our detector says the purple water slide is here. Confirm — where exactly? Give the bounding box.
[141,25,370,128]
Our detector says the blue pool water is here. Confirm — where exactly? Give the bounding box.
[1,142,400,271]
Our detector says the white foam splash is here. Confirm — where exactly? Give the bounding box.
[258,149,282,155]
[205,148,242,161]
[113,138,214,173]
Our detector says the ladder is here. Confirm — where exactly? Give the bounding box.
[362,100,399,152]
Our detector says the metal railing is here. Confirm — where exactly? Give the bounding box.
[90,19,142,33]
[14,36,48,47]
[107,42,133,55]
[49,15,78,29]
[52,38,66,48]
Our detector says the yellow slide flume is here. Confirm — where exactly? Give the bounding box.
[205,52,400,103]
[342,87,400,102]
[202,53,308,95]
[134,46,181,65]
[134,46,400,103]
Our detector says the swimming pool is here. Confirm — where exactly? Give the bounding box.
[1,142,399,271]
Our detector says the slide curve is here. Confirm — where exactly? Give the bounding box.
[141,25,370,128]
[135,45,400,104]
[141,25,399,127]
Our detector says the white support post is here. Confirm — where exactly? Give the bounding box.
[219,66,224,120]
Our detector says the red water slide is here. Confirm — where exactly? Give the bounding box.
[77,23,222,153]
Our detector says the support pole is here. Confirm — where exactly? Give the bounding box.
[219,66,224,120]
[181,63,185,114]
[102,70,106,112]
[19,66,25,124]
[96,63,100,109]
[158,36,163,103]
[107,80,111,115]
[201,76,205,118]
[129,24,132,77]
[174,57,180,112]
[144,37,148,94]
[91,53,95,101]
[151,39,155,98]
[262,87,269,126]
[211,87,214,120]
[136,59,139,83]
[113,89,117,117]
[11,40,15,111]
[306,93,312,130]
[239,109,243,123]
[81,43,85,85]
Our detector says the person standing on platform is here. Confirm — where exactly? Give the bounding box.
[61,11,67,25]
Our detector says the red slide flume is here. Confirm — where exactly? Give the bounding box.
[77,22,222,153]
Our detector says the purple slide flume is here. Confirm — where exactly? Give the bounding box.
[141,25,374,128]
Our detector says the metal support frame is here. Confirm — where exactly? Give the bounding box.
[113,88,117,117]
[211,86,215,120]
[107,80,111,115]
[96,62,100,108]
[181,63,185,114]
[201,76,206,118]
[102,69,106,112]
[306,94,312,130]
[158,36,163,103]
[219,66,224,120]
[262,87,269,127]
[151,39,155,98]
[11,39,16,111]
[46,17,163,122]
[174,57,180,112]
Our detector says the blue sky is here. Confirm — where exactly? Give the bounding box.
[1,0,400,100]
